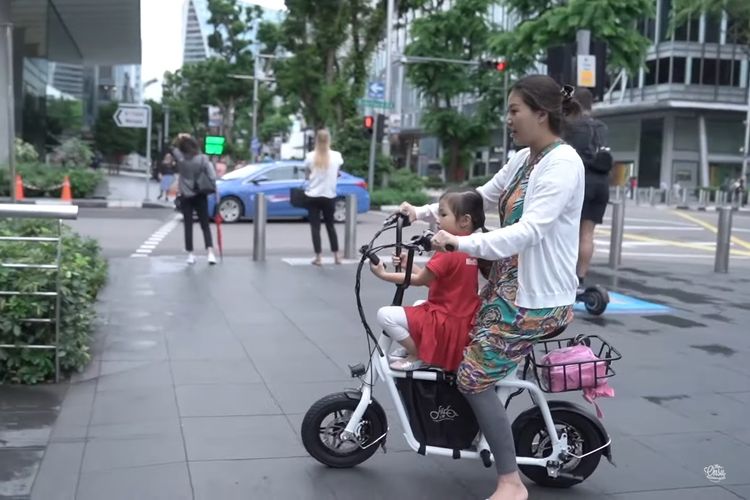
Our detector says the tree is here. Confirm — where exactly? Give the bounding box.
[404,0,502,181]
[46,98,83,139]
[93,103,139,159]
[492,0,655,77]
[674,0,750,46]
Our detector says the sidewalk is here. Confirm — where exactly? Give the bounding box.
[3,257,750,499]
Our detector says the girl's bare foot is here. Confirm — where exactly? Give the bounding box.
[488,474,527,500]
[311,256,322,266]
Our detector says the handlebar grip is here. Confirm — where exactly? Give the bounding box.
[445,244,456,252]
[368,253,380,265]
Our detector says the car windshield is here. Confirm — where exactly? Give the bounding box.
[220,164,266,181]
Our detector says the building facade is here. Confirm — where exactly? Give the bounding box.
[0,0,141,163]
[597,0,750,190]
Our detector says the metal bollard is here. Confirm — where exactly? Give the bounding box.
[665,189,672,206]
[681,187,688,206]
[714,207,733,273]
[635,188,641,205]
[615,185,622,201]
[648,187,655,206]
[608,200,625,269]
[344,194,357,259]
[698,189,706,208]
[253,193,267,261]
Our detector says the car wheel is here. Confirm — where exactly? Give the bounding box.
[333,197,346,223]
[218,196,244,223]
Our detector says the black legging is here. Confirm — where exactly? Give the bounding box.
[307,196,339,254]
[181,194,213,252]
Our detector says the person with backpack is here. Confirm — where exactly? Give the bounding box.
[563,87,612,293]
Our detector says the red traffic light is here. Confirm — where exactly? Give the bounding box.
[496,60,507,72]
[364,115,374,129]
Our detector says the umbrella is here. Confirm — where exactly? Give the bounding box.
[214,193,224,262]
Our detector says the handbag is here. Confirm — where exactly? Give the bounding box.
[194,156,216,195]
[290,186,311,208]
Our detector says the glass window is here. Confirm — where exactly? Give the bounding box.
[728,16,750,44]
[658,58,670,84]
[704,14,721,43]
[690,57,701,84]
[264,165,304,181]
[718,60,733,86]
[645,59,657,86]
[673,14,700,41]
[702,59,718,85]
[672,57,686,83]
[706,119,744,155]
[659,0,672,41]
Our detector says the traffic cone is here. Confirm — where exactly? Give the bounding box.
[15,175,25,201]
[60,175,72,202]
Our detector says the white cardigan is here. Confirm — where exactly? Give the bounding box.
[417,144,584,308]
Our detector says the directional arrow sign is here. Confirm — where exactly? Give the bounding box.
[113,106,150,128]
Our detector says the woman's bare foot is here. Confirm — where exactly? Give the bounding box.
[311,256,322,266]
[334,253,342,265]
[488,474,527,500]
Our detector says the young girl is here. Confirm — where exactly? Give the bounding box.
[370,189,485,371]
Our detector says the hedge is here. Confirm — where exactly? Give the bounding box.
[0,219,107,384]
[0,164,103,199]
[371,188,430,207]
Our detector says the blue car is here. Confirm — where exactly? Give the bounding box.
[209,160,371,223]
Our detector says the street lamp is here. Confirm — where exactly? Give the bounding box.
[140,78,158,104]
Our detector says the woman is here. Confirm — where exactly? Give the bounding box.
[402,75,584,500]
[157,152,177,201]
[304,129,343,266]
[174,135,217,265]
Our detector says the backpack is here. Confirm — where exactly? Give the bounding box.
[588,120,614,175]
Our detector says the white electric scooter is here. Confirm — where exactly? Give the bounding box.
[301,213,621,488]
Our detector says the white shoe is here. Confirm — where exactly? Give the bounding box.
[186,253,196,265]
[390,356,425,371]
[390,347,408,358]
[207,250,217,265]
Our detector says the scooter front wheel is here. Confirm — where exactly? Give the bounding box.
[583,285,609,316]
[514,410,603,488]
[301,392,387,468]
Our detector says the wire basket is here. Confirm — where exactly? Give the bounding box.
[527,335,622,393]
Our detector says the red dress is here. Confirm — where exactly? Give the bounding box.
[404,251,480,372]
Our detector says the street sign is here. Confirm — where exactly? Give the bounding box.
[207,106,223,128]
[204,136,226,155]
[367,81,385,100]
[389,113,401,133]
[113,105,150,128]
[357,98,394,109]
[577,54,596,87]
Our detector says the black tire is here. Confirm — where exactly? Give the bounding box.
[514,410,603,488]
[333,197,346,223]
[217,196,244,223]
[301,392,387,468]
[583,286,609,316]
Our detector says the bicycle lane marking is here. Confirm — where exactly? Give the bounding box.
[594,227,750,257]
[671,210,750,251]
[130,215,181,258]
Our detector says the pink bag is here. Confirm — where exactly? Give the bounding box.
[540,344,615,417]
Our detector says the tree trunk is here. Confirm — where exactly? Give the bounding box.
[449,141,465,182]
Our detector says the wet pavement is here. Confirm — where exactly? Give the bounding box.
[1,251,749,499]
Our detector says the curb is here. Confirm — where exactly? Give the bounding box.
[0,198,171,209]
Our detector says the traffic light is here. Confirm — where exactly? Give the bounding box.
[481,59,508,72]
[364,115,374,135]
[375,113,387,142]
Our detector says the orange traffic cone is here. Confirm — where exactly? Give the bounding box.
[60,175,72,202]
[15,175,25,201]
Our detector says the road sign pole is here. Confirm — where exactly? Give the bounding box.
[367,113,378,192]
[145,106,152,201]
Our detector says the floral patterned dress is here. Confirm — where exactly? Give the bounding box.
[457,142,575,394]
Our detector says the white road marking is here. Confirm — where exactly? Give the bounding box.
[130,215,180,258]
[282,255,432,266]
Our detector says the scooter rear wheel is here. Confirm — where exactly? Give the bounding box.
[514,410,603,488]
[301,392,387,468]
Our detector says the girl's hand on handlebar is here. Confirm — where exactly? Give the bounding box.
[370,260,386,277]
[398,202,418,223]
[391,252,407,268]
[431,230,459,252]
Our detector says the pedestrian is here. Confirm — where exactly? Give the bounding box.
[215,155,228,178]
[402,75,585,500]
[562,87,611,294]
[157,152,177,201]
[173,134,217,265]
[305,128,343,266]
[371,189,484,371]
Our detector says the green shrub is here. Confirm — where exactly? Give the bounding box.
[0,164,103,198]
[387,168,426,192]
[0,219,107,384]
[424,176,447,189]
[370,188,430,207]
[463,174,493,188]
[14,138,39,163]
[52,137,94,167]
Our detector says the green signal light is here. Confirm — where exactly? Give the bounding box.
[204,135,226,155]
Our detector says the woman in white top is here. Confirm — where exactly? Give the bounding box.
[305,129,344,266]
[402,75,584,500]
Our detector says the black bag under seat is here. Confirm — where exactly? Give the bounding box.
[396,373,479,451]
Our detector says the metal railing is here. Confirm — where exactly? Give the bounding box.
[0,203,79,382]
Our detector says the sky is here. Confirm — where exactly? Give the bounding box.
[141,0,286,101]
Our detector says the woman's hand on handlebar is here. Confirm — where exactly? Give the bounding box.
[370,260,386,278]
[391,252,407,268]
[430,230,459,252]
[398,202,418,223]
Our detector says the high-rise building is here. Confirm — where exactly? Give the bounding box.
[597,0,749,190]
